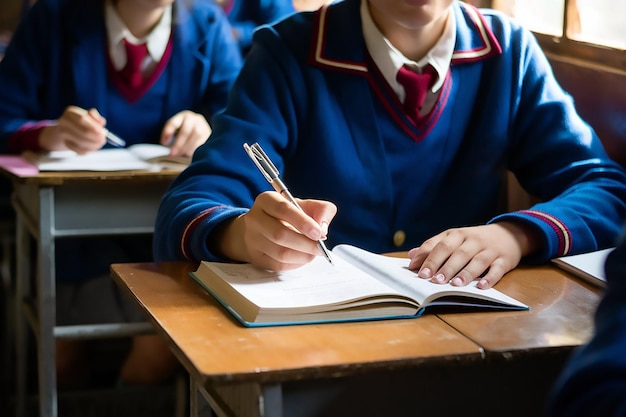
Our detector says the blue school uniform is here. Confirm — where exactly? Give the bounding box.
[225,0,295,54]
[0,0,242,152]
[153,0,626,265]
[0,0,242,283]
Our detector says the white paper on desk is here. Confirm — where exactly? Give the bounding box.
[23,144,174,171]
[552,248,614,287]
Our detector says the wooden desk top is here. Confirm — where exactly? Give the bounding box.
[437,264,601,354]
[111,262,484,386]
[0,154,183,185]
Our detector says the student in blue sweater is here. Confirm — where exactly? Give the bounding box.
[546,224,626,417]
[0,0,242,386]
[153,1,626,290]
[215,0,295,55]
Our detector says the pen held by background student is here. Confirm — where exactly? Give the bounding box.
[104,129,126,148]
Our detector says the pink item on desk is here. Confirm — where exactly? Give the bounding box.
[0,155,39,176]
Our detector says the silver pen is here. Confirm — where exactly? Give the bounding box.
[243,142,334,265]
[104,129,126,148]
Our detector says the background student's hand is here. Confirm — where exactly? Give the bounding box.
[40,106,107,154]
[160,110,211,157]
[216,191,337,271]
[407,222,541,289]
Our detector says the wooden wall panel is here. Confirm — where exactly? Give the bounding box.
[548,54,626,169]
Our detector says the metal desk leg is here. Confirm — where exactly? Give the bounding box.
[36,187,57,417]
[14,210,31,417]
[191,381,283,417]
[259,385,282,417]
[15,186,59,417]
[190,379,213,417]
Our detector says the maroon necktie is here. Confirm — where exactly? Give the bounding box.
[396,64,435,124]
[120,39,148,89]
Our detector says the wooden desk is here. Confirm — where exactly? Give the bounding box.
[111,261,601,417]
[438,264,600,353]
[112,262,485,417]
[0,164,182,417]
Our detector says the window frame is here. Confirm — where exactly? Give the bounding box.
[490,0,626,71]
[536,33,626,71]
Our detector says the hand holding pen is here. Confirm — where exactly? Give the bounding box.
[84,108,126,148]
[244,142,335,266]
[40,106,120,154]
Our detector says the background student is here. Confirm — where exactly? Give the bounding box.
[153,1,626,291]
[546,224,626,417]
[214,0,295,55]
[0,0,242,387]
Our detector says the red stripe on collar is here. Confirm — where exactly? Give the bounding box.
[451,3,502,64]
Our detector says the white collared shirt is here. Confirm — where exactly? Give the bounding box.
[105,1,173,72]
[360,0,456,114]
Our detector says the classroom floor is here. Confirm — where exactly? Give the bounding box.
[1,335,182,417]
[7,384,179,417]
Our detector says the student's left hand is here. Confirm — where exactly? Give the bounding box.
[407,222,541,289]
[160,110,211,157]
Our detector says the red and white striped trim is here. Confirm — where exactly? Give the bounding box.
[451,3,501,61]
[181,207,220,261]
[521,210,572,256]
[313,4,368,73]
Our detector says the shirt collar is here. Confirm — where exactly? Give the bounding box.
[105,1,172,69]
[360,0,455,94]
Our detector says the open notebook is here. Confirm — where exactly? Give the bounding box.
[190,244,529,327]
[23,144,190,172]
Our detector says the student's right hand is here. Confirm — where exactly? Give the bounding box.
[215,191,337,271]
[39,106,107,154]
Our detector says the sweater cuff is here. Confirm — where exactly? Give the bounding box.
[8,121,54,153]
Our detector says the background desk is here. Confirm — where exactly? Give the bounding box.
[0,164,181,417]
[111,261,601,417]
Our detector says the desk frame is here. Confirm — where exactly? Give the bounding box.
[8,171,178,417]
[111,261,601,417]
